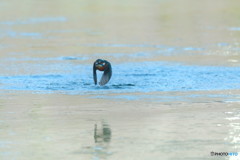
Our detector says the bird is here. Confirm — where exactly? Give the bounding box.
[93,59,112,85]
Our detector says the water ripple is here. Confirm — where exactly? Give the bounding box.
[0,17,67,25]
[0,62,239,95]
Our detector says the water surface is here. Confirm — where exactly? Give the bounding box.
[0,0,240,160]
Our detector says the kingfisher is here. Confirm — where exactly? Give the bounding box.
[93,59,112,85]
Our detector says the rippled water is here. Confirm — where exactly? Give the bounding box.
[0,60,240,95]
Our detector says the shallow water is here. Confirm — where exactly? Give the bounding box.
[0,0,240,160]
[0,60,240,95]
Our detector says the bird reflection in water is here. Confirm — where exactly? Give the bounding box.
[93,121,112,159]
[94,122,111,143]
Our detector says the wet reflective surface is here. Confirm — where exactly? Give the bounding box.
[0,0,240,159]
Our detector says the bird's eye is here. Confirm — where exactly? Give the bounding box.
[102,62,105,65]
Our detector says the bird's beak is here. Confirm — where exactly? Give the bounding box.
[95,64,103,68]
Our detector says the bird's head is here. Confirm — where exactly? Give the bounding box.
[94,59,107,71]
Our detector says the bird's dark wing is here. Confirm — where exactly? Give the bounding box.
[93,63,97,85]
[99,62,112,86]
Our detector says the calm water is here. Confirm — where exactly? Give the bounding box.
[0,0,240,160]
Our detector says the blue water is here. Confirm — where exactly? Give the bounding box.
[0,17,239,96]
[0,60,239,96]
[0,17,67,25]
